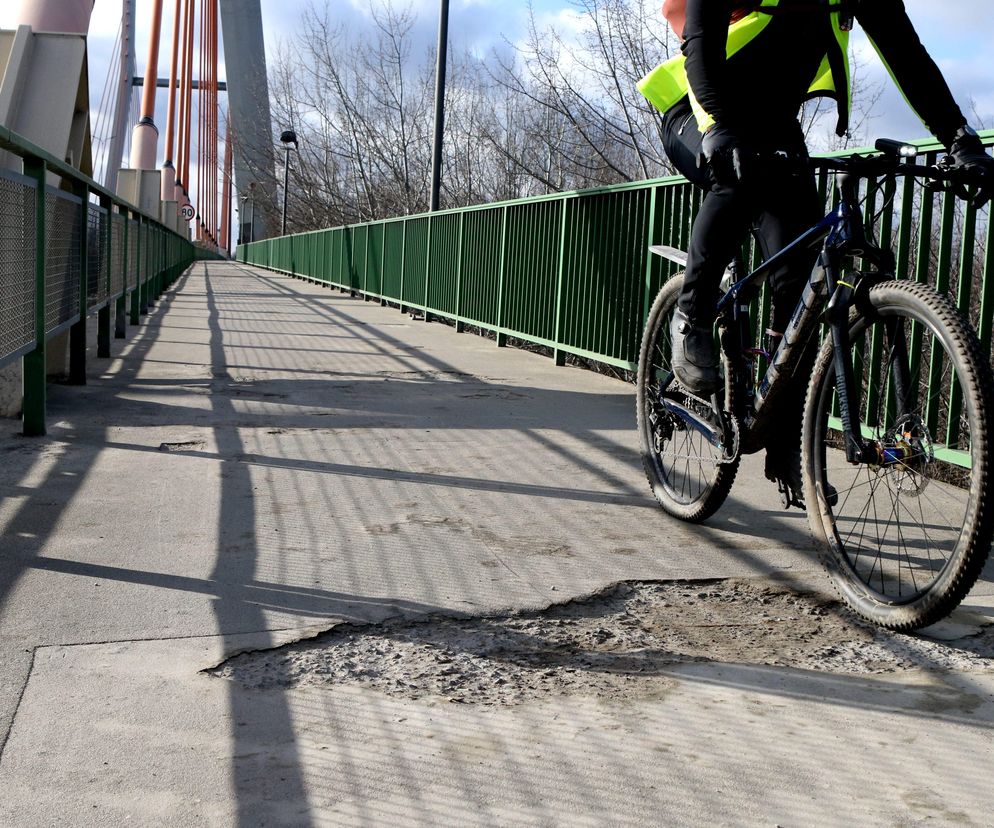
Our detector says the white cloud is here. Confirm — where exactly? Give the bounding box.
[844,19,994,146]
[2,0,990,192]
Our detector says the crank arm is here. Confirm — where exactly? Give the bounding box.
[660,398,725,449]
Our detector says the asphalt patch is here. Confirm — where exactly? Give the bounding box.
[208,579,994,706]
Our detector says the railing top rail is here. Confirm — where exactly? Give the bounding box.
[0,124,187,239]
[249,129,994,240]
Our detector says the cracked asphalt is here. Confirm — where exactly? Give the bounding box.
[1,262,992,826]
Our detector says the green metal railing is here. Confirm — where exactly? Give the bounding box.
[239,132,994,374]
[0,126,195,436]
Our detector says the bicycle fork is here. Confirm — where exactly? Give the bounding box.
[817,262,916,468]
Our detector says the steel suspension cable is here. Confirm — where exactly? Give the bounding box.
[199,0,208,239]
[182,0,195,208]
[93,20,123,183]
[177,0,191,198]
[162,0,182,199]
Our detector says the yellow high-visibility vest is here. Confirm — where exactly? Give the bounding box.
[638,0,851,134]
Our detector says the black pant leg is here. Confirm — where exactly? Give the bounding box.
[662,102,759,323]
[753,162,822,332]
[751,160,822,457]
[679,185,757,322]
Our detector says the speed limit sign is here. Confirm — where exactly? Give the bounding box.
[180,204,195,221]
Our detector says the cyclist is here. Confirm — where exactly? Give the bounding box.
[640,0,994,505]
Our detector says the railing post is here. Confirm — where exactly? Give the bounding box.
[98,195,112,358]
[495,206,508,347]
[22,155,47,436]
[68,182,90,384]
[363,225,371,299]
[156,228,162,299]
[146,225,156,310]
[977,201,994,359]
[151,229,159,302]
[552,198,569,366]
[454,212,465,332]
[641,184,661,352]
[115,208,127,338]
[399,220,408,314]
[379,224,388,306]
[424,215,432,321]
[139,217,149,316]
[130,214,141,325]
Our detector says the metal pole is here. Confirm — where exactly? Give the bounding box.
[249,198,254,244]
[105,0,136,193]
[429,0,449,212]
[281,144,289,235]
[130,0,165,170]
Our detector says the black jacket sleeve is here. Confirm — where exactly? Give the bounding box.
[854,0,966,146]
[681,0,736,130]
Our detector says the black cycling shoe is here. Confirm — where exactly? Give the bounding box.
[765,448,838,511]
[670,308,720,397]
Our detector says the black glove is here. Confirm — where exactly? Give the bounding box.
[948,126,994,208]
[700,125,751,186]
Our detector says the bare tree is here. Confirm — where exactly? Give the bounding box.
[264,0,897,235]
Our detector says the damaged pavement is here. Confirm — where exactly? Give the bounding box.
[1,262,992,825]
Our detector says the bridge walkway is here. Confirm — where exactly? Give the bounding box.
[0,261,991,825]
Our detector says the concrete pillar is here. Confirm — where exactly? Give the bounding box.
[13,0,93,34]
[218,0,276,241]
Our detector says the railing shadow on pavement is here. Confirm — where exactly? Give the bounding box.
[2,259,991,824]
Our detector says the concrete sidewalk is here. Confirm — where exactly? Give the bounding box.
[0,262,991,826]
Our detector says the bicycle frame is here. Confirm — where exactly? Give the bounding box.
[661,172,899,463]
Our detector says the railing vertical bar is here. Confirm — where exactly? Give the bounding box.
[865,177,894,424]
[945,199,978,446]
[978,206,994,357]
[496,206,509,347]
[908,159,935,391]
[926,187,956,436]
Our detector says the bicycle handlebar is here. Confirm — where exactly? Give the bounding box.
[815,140,992,207]
[815,146,977,188]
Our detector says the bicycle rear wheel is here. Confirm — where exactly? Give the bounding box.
[637,275,739,522]
[803,280,994,629]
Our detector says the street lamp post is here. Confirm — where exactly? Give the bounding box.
[240,194,255,245]
[280,129,298,236]
[429,0,450,212]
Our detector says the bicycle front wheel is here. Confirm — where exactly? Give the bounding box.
[803,280,994,629]
[637,275,739,522]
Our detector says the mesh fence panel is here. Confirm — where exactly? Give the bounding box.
[0,171,36,363]
[110,213,124,296]
[88,203,108,307]
[44,189,82,333]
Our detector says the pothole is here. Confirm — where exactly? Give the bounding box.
[158,440,205,452]
[208,579,994,706]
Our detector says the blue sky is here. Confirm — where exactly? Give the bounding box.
[1,1,991,173]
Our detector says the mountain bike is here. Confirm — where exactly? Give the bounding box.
[636,140,994,630]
